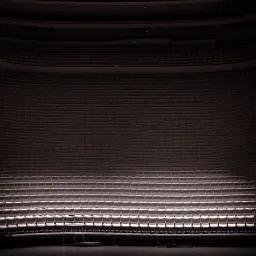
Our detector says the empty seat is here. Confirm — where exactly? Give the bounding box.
[65,208,75,215]
[209,208,219,216]
[157,216,166,229]
[64,215,74,227]
[130,216,139,228]
[26,215,36,227]
[101,208,111,216]
[122,208,131,216]
[219,215,228,228]
[201,216,209,228]
[94,215,103,227]
[55,215,65,227]
[0,217,6,229]
[20,208,30,216]
[92,207,101,215]
[192,216,201,228]
[236,208,245,215]
[184,216,193,228]
[245,215,255,227]
[112,216,121,227]
[175,217,183,228]
[55,208,65,215]
[120,215,130,228]
[16,216,26,228]
[236,216,246,227]
[45,215,55,227]
[245,208,255,216]
[209,215,218,228]
[103,215,112,227]
[29,208,39,215]
[157,209,166,217]
[227,215,236,228]
[148,216,157,228]
[130,208,139,216]
[139,209,148,217]
[139,216,148,229]
[148,209,158,217]
[35,215,46,227]
[166,217,175,228]
[74,215,84,226]
[46,207,56,215]
[6,217,17,228]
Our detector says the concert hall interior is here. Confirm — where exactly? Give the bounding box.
[0,0,255,255]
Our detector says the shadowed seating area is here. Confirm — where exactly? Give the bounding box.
[0,0,255,251]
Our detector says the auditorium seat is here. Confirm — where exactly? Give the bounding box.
[237,216,246,227]
[16,216,27,228]
[184,216,193,228]
[103,215,112,228]
[94,215,103,227]
[6,217,17,229]
[139,216,148,229]
[201,216,210,228]
[55,215,65,227]
[112,216,121,228]
[245,216,255,227]
[26,215,37,228]
[157,216,166,229]
[0,217,7,229]
[166,217,175,229]
[219,216,228,228]
[45,215,55,228]
[121,216,130,230]
[148,216,157,229]
[36,215,46,228]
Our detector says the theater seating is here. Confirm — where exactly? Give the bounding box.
[0,169,255,233]
[0,0,255,237]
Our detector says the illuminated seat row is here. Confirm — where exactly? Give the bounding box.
[1,206,255,217]
[0,184,256,192]
[0,214,254,230]
[1,200,255,209]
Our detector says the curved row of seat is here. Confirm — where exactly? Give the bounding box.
[1,0,253,21]
[1,206,255,216]
[1,38,255,67]
[2,14,256,41]
[0,214,255,231]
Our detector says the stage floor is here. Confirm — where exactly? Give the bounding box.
[1,246,256,256]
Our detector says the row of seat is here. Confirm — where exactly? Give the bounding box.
[3,176,245,181]
[2,192,254,198]
[0,214,254,230]
[1,206,254,217]
[1,201,255,209]
[0,169,236,175]
[2,186,254,191]
[2,70,253,88]
[1,41,255,67]
[1,177,250,183]
[1,181,253,187]
[1,194,254,201]
[2,190,253,197]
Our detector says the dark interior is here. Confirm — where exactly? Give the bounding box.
[0,0,255,254]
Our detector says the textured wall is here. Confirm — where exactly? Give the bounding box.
[0,70,255,177]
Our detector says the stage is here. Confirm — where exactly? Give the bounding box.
[1,246,256,256]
